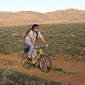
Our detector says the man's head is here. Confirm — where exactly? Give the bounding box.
[32,24,39,32]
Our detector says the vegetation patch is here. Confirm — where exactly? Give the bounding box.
[0,23,85,58]
[52,67,65,73]
[0,69,61,85]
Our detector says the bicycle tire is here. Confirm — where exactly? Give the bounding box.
[38,54,52,73]
[21,54,31,69]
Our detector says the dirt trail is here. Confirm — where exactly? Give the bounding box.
[0,54,85,85]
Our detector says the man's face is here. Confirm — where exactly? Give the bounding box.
[34,26,39,32]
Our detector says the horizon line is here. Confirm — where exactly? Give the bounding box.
[0,8,85,13]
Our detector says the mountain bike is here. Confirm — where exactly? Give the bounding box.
[22,46,52,72]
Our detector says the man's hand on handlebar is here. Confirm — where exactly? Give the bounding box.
[46,44,48,48]
[34,45,38,49]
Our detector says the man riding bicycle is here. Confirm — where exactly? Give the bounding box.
[25,24,48,60]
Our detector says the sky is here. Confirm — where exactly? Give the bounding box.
[0,0,85,13]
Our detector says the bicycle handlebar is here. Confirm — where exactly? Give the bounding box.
[38,46,47,49]
[35,46,47,49]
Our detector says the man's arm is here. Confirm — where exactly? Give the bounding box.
[31,37,35,46]
[29,30,36,46]
[39,31,48,47]
[41,35,47,45]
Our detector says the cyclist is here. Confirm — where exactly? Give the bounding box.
[25,24,48,59]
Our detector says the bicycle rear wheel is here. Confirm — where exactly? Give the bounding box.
[39,54,52,72]
[22,54,31,69]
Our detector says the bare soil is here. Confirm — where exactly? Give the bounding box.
[0,54,85,85]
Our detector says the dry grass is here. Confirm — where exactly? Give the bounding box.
[0,23,85,59]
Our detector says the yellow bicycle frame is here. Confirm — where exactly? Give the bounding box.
[29,48,43,64]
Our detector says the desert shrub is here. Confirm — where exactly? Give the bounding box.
[0,69,61,85]
[0,23,85,58]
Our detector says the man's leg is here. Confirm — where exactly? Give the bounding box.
[27,45,34,58]
[24,45,30,58]
[33,48,37,60]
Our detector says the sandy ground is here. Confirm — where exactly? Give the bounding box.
[0,54,85,85]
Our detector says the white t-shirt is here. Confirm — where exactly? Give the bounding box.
[25,30,43,46]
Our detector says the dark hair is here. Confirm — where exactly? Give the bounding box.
[31,24,39,40]
[31,24,39,30]
[26,24,39,36]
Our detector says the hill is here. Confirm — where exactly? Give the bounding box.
[0,9,85,26]
[47,9,85,21]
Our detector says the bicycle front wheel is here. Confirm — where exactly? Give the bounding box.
[39,54,52,72]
